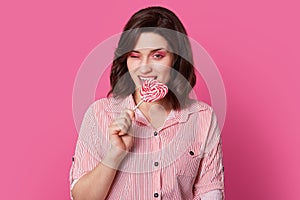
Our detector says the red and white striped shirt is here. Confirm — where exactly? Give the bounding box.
[69,95,224,199]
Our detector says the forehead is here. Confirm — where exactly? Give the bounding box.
[133,32,170,51]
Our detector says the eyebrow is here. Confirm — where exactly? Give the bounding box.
[130,48,167,53]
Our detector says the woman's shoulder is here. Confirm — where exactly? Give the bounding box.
[185,99,214,113]
[88,97,113,109]
[88,96,131,113]
[92,97,113,105]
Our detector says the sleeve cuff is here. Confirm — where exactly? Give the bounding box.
[200,189,224,200]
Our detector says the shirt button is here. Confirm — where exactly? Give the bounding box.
[154,193,159,198]
[154,131,158,136]
[154,161,159,166]
[189,151,194,156]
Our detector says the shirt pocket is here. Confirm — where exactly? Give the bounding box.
[175,143,202,177]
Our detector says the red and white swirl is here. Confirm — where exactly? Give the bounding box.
[140,80,168,102]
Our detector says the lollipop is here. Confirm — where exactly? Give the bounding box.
[133,80,168,110]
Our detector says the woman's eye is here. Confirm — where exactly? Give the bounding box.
[129,53,140,58]
[153,54,164,59]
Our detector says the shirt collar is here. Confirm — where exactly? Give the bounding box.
[173,99,208,123]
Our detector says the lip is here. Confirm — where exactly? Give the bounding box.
[138,76,157,82]
[137,76,157,86]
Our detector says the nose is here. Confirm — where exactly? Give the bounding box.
[139,57,152,73]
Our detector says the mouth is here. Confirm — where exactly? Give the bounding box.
[138,76,157,83]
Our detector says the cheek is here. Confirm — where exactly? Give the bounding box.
[165,68,172,78]
[161,56,173,68]
[160,58,173,76]
[159,68,172,83]
[127,59,133,71]
[127,58,139,71]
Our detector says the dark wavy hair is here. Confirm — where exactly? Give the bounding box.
[107,6,196,110]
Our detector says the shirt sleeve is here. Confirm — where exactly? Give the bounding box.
[69,102,104,191]
[200,190,224,200]
[193,110,225,199]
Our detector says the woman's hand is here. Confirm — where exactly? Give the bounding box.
[107,109,135,162]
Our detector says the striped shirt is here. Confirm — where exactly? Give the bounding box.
[69,95,224,199]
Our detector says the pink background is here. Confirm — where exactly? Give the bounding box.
[1,0,299,199]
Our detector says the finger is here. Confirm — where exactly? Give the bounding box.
[109,118,129,131]
[109,109,134,136]
[121,134,134,150]
[110,123,129,136]
[116,109,134,124]
[113,117,128,126]
[115,116,131,131]
[109,123,122,135]
[124,109,135,120]
[118,131,127,136]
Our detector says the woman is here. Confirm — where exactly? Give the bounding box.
[70,6,224,200]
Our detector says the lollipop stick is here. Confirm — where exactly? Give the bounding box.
[133,100,144,111]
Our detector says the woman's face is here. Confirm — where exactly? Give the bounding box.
[127,32,173,89]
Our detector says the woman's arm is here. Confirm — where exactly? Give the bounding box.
[71,109,135,200]
[71,160,117,200]
[193,110,225,199]
[71,151,122,200]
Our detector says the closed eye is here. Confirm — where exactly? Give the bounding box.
[129,52,140,58]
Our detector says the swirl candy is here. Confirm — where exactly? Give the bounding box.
[140,80,168,102]
[133,80,168,110]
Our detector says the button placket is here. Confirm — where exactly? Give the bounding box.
[152,160,161,199]
[152,129,161,199]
